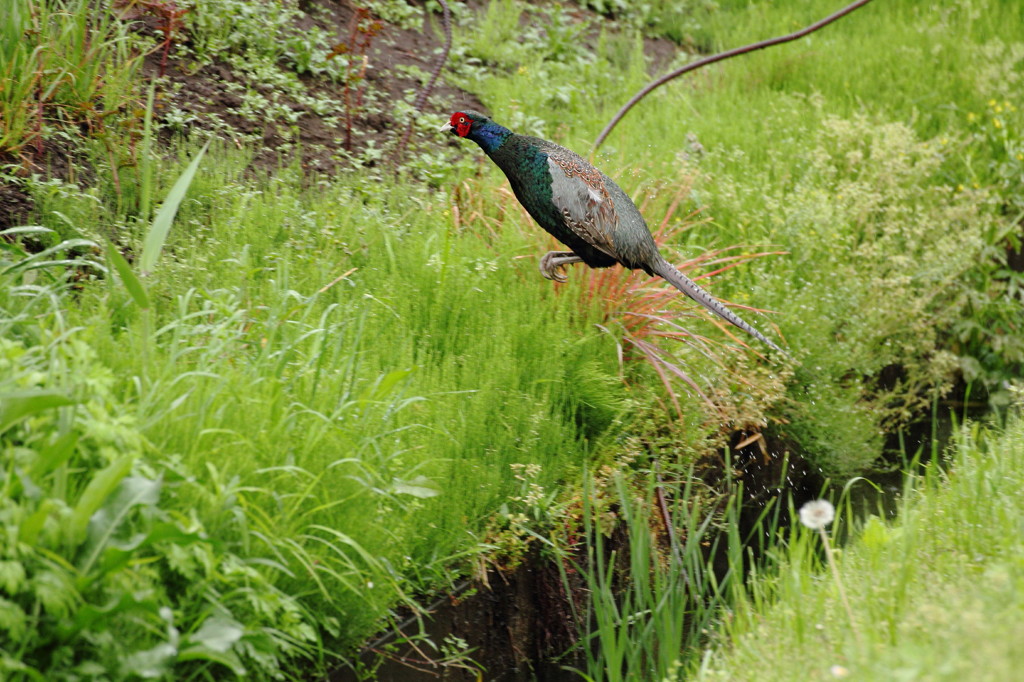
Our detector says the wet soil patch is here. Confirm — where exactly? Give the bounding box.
[327,432,826,681]
[328,548,588,681]
[0,182,33,231]
[133,0,482,177]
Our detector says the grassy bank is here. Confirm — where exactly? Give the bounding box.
[1,146,627,676]
[693,406,1024,681]
[2,0,1022,678]
[457,0,1023,475]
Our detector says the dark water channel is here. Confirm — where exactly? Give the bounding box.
[327,550,581,681]
[327,407,969,681]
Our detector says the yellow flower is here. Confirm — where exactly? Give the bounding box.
[994,118,1003,129]
[517,65,528,76]
[989,99,997,107]
[995,105,1004,113]
[1017,153,1023,161]
[957,184,964,191]
[967,112,977,122]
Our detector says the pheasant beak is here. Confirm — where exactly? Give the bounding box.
[439,122,453,133]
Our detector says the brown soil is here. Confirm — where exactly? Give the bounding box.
[329,548,589,681]
[0,0,483,229]
[135,0,483,176]
[0,0,692,231]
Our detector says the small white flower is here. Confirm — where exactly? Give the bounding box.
[830,664,850,678]
[799,499,835,530]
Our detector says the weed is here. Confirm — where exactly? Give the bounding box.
[0,0,140,161]
[696,414,1024,680]
[549,468,778,682]
[135,0,190,77]
[327,8,385,151]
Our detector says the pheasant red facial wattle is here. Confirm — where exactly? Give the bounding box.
[441,112,474,137]
[452,111,471,137]
[441,109,787,357]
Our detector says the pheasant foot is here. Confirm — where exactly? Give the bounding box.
[539,251,583,283]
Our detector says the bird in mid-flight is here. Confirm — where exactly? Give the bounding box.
[441,109,786,356]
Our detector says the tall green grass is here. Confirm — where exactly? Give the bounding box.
[551,470,780,682]
[0,133,629,677]
[0,0,139,157]
[693,409,1024,680]
[455,0,1024,474]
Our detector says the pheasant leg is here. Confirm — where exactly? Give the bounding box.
[539,251,583,283]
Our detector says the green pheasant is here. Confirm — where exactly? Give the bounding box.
[442,109,786,356]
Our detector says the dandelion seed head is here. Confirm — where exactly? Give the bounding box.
[799,499,835,529]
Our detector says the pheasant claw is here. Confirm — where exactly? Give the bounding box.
[539,251,581,283]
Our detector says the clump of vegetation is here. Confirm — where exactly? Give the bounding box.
[693,406,1024,681]
[2,0,1023,679]
[0,0,140,160]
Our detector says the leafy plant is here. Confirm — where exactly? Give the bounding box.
[549,468,781,681]
[0,0,140,160]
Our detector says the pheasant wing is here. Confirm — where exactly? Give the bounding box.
[546,155,619,259]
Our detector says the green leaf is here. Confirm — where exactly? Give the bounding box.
[66,591,163,638]
[99,521,201,574]
[0,560,26,594]
[30,431,79,478]
[139,83,156,221]
[19,500,54,545]
[178,616,246,675]
[120,643,177,678]
[0,389,77,436]
[0,240,29,256]
[0,228,38,257]
[0,596,28,641]
[186,616,244,653]
[104,239,149,308]
[177,647,246,676]
[358,367,415,407]
[68,456,133,547]
[389,475,441,498]
[140,140,210,275]
[0,225,54,240]
[0,238,98,277]
[81,475,162,575]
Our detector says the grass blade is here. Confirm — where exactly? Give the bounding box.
[68,456,134,546]
[0,389,77,435]
[140,140,210,275]
[105,239,150,309]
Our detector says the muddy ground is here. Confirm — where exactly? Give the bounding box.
[1,0,480,228]
[0,0,681,231]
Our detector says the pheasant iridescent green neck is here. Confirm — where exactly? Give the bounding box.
[467,119,513,154]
